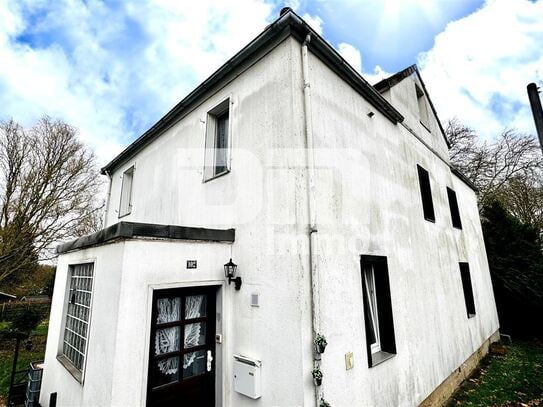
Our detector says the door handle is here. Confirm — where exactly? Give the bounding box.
[207,350,213,372]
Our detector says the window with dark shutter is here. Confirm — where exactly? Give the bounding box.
[447,187,462,229]
[459,262,476,318]
[417,165,435,222]
[360,255,396,368]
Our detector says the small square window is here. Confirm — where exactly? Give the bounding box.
[447,187,462,229]
[361,255,396,367]
[119,166,134,217]
[459,262,476,318]
[204,99,230,181]
[417,165,435,222]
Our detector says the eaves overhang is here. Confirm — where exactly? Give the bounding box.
[56,221,235,254]
[101,8,404,175]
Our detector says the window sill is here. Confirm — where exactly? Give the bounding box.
[467,313,476,319]
[203,169,230,183]
[57,354,83,383]
[424,217,436,223]
[453,225,463,230]
[118,210,132,219]
[370,351,395,368]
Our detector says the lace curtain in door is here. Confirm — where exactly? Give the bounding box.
[154,295,205,374]
[155,297,180,375]
[183,295,205,369]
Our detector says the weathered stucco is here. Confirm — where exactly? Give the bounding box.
[41,28,498,407]
[306,51,499,407]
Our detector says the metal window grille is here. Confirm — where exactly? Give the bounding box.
[63,263,94,371]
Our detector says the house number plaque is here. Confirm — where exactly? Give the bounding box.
[186,260,197,269]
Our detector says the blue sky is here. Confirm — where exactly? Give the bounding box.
[0,0,542,164]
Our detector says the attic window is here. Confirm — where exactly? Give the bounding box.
[416,85,430,130]
[204,99,231,181]
[119,166,134,218]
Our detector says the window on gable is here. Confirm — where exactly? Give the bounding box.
[119,166,134,217]
[459,262,476,318]
[361,255,396,368]
[59,263,94,380]
[416,84,430,130]
[204,99,230,181]
[417,165,435,222]
[447,187,462,229]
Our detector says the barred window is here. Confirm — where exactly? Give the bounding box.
[63,263,94,372]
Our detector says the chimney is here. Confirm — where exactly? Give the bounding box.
[527,83,543,154]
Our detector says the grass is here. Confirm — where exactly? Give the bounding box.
[448,341,543,406]
[0,321,48,405]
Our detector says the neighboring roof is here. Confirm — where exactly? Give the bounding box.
[57,221,235,254]
[374,64,451,149]
[101,8,404,175]
[374,65,418,93]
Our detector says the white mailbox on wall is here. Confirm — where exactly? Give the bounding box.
[233,355,262,399]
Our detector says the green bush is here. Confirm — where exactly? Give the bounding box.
[9,308,42,336]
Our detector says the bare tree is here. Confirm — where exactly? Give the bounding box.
[0,117,103,286]
[446,118,543,205]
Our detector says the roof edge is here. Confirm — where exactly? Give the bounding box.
[56,221,235,254]
[101,9,404,175]
[373,64,451,149]
[451,167,478,193]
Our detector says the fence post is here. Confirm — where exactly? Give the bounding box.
[7,336,21,406]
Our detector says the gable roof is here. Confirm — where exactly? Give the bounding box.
[374,64,451,149]
[101,8,404,175]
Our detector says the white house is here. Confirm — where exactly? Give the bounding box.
[40,8,499,407]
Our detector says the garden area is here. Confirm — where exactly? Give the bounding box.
[448,341,543,406]
[0,304,49,407]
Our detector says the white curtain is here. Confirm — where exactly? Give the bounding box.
[154,296,205,374]
[155,298,180,375]
[183,295,204,369]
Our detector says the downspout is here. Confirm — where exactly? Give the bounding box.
[302,33,321,406]
[102,170,113,228]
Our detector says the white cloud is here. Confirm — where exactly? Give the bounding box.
[419,0,543,139]
[0,0,276,165]
[363,65,392,85]
[337,42,362,72]
[302,13,324,35]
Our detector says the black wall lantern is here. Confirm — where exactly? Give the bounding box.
[224,258,242,290]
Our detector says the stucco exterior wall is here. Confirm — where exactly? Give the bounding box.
[40,242,125,406]
[306,51,499,406]
[42,37,316,406]
[41,32,499,407]
[380,73,449,163]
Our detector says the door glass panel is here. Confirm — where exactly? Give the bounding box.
[184,322,206,349]
[183,350,206,378]
[154,327,180,355]
[153,356,179,387]
[185,295,206,319]
[156,297,181,324]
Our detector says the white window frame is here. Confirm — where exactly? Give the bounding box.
[203,98,231,182]
[118,165,134,217]
[364,264,381,354]
[57,262,95,382]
